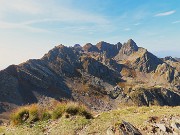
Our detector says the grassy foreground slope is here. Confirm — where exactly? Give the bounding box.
[0,106,180,135]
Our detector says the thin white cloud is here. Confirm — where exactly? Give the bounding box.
[124,28,131,31]
[154,10,176,17]
[172,20,180,24]
[0,21,48,33]
[0,0,42,14]
[0,0,109,32]
[49,6,109,25]
[0,0,109,24]
[134,23,141,26]
[133,10,149,20]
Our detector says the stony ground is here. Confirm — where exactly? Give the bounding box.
[0,106,180,135]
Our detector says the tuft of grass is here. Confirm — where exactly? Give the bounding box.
[52,103,66,119]
[78,105,93,119]
[11,107,29,125]
[41,111,51,121]
[49,101,93,120]
[10,102,93,125]
[10,104,39,125]
[27,104,39,123]
[65,102,79,115]
[65,102,93,119]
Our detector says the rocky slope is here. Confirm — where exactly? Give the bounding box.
[175,57,180,62]
[0,39,180,115]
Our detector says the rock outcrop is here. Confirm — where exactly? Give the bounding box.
[96,41,122,58]
[83,43,99,52]
[163,56,178,62]
[175,57,180,62]
[143,115,180,135]
[130,87,180,106]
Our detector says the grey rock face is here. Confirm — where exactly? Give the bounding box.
[119,120,142,135]
[163,56,178,62]
[81,56,120,83]
[155,63,179,83]
[175,57,180,62]
[130,87,180,106]
[83,43,99,52]
[134,50,163,72]
[156,124,166,132]
[96,41,122,58]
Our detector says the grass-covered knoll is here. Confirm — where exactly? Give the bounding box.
[10,102,92,125]
[1,106,179,135]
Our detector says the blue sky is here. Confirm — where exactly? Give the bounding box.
[0,0,180,69]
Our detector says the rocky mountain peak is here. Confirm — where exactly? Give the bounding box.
[42,44,67,59]
[124,39,138,54]
[74,44,81,48]
[83,43,99,52]
[55,44,66,49]
[4,64,18,77]
[127,39,136,45]
[163,56,178,62]
[116,42,123,49]
[73,44,82,51]
[95,41,122,58]
[115,39,139,60]
[41,44,80,68]
[96,41,110,49]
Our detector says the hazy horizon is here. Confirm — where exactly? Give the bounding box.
[0,0,180,70]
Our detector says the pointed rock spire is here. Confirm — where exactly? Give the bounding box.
[126,39,138,51]
[121,39,138,56]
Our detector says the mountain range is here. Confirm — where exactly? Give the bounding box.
[0,39,180,115]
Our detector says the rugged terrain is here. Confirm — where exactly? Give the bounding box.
[0,39,180,117]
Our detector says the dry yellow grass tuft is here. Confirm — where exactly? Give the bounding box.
[10,102,93,125]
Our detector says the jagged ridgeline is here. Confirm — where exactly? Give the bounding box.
[0,39,180,114]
